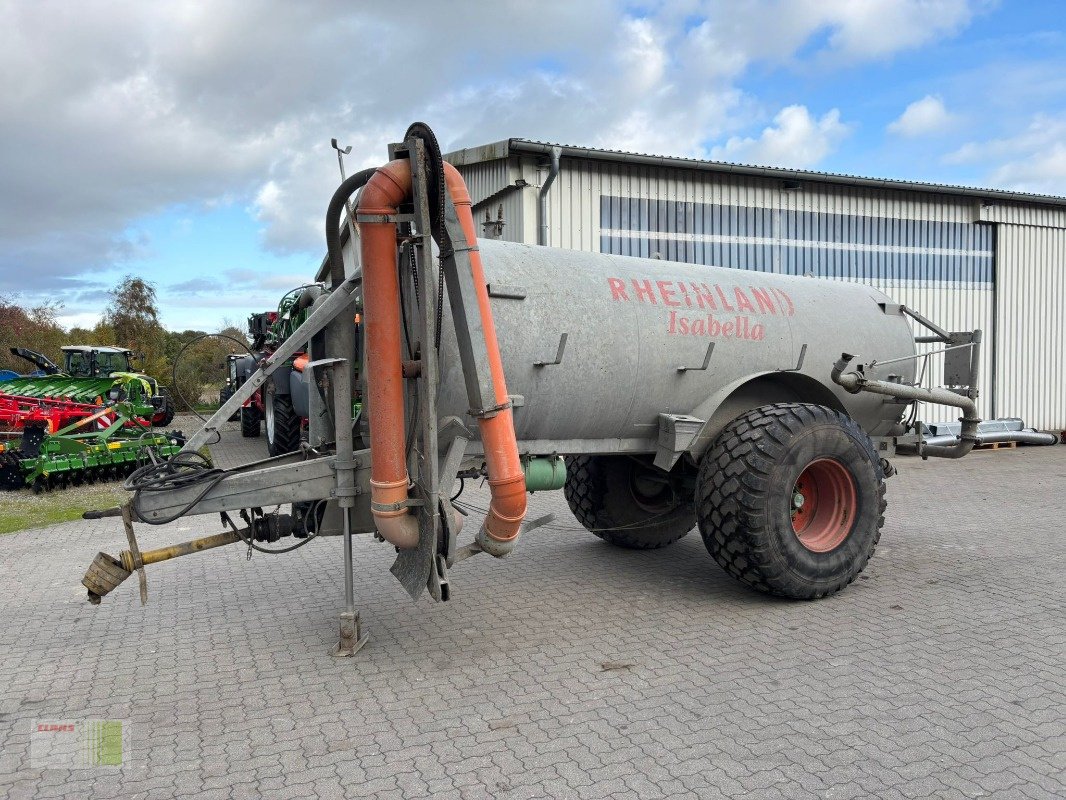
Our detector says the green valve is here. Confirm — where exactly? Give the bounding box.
[523,456,566,492]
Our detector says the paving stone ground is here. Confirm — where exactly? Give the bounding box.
[1,414,1063,799]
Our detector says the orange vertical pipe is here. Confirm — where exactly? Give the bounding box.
[358,160,526,552]
[359,161,420,549]
[443,164,527,553]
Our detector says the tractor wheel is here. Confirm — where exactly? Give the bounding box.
[240,405,260,438]
[0,452,26,490]
[696,403,885,600]
[152,396,175,427]
[265,391,301,456]
[219,386,240,422]
[564,455,694,549]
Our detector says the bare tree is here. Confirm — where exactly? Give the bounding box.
[103,276,166,374]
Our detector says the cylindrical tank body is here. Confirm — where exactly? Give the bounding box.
[431,240,915,455]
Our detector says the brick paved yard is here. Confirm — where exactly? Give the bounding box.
[1,417,1063,799]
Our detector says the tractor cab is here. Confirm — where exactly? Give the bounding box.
[61,346,135,378]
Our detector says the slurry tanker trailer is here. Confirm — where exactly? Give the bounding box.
[82,124,986,655]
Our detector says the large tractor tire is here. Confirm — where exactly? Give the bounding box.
[696,403,885,600]
[151,396,175,428]
[265,391,301,456]
[240,404,260,438]
[564,455,695,549]
[219,386,240,422]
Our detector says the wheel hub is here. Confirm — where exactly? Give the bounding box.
[790,458,857,552]
[628,463,676,513]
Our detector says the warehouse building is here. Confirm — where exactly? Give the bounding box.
[447,140,1066,430]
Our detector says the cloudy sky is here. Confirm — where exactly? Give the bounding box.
[1,0,1063,331]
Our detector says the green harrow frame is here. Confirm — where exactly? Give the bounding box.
[0,403,184,492]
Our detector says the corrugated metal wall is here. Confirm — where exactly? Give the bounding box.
[995,224,1066,430]
[453,157,530,245]
[457,154,1066,429]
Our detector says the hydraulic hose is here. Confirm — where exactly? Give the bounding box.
[325,168,377,288]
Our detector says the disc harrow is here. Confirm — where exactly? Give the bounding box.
[0,403,184,492]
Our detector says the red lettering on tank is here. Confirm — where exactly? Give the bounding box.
[632,279,656,303]
[750,286,776,314]
[714,285,735,311]
[722,321,734,336]
[657,280,680,307]
[751,323,764,340]
[773,288,795,316]
[693,283,718,310]
[733,288,756,313]
[607,277,629,301]
[677,282,694,307]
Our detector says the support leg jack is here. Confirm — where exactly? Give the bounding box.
[332,610,368,658]
[330,505,367,657]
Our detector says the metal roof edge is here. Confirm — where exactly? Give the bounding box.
[442,139,511,166]
[446,137,1066,209]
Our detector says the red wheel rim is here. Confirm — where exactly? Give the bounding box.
[790,458,857,552]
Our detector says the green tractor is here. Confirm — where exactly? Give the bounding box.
[0,346,183,491]
[1,345,175,427]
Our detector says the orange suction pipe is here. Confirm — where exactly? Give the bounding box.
[358,160,526,554]
[443,163,527,557]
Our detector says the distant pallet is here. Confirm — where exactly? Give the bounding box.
[974,440,1017,451]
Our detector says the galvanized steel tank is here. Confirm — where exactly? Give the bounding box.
[432,240,917,455]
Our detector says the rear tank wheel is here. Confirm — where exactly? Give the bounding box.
[564,455,695,549]
[696,402,885,599]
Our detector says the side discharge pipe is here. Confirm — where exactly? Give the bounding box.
[923,429,1059,447]
[831,353,980,459]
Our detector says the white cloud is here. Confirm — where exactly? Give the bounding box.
[0,0,988,303]
[945,114,1066,194]
[711,105,852,167]
[818,0,977,58]
[56,310,103,331]
[676,0,977,75]
[888,95,956,136]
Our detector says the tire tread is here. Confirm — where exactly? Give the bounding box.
[696,402,886,599]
